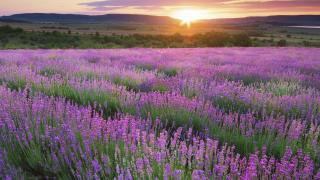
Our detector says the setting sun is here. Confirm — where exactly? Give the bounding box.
[172,9,208,27]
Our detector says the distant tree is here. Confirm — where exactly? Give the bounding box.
[232,34,252,47]
[0,25,23,34]
[303,41,311,47]
[51,31,60,36]
[0,37,9,46]
[277,39,287,47]
[200,31,231,47]
[172,33,184,43]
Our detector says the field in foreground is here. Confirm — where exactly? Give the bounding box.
[0,48,320,179]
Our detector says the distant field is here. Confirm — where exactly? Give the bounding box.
[0,22,217,35]
[0,25,254,49]
[251,25,320,46]
[1,21,319,48]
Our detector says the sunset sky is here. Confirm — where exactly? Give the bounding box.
[1,0,320,19]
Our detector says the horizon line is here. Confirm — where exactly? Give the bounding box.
[1,12,320,21]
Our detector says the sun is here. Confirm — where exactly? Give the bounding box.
[172,9,207,27]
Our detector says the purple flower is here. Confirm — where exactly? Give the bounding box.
[243,154,258,179]
[164,163,171,180]
[173,170,183,180]
[135,158,144,174]
[92,159,101,173]
[192,170,206,180]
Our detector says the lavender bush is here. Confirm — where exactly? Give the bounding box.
[0,48,319,178]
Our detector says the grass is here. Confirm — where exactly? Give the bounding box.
[139,106,205,131]
[135,64,155,72]
[33,83,122,118]
[0,78,27,91]
[113,76,141,92]
[256,80,303,96]
[212,96,250,114]
[158,68,178,77]
[181,89,199,99]
[38,68,64,78]
[151,84,169,93]
[136,65,178,77]
[74,71,102,81]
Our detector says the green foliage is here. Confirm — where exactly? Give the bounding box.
[277,39,287,47]
[232,34,253,47]
[257,80,302,96]
[212,96,250,114]
[1,25,320,48]
[158,68,178,77]
[39,68,62,77]
[112,76,140,92]
[135,64,155,71]
[33,83,121,118]
[0,26,254,49]
[0,25,23,35]
[182,88,198,99]
[140,106,205,131]
[74,72,101,81]
[151,84,169,93]
[0,78,27,91]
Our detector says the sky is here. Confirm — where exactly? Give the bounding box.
[1,0,320,19]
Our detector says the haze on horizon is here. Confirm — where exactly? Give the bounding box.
[1,0,320,19]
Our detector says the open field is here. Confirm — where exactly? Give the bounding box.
[0,48,320,178]
[0,22,215,35]
[0,25,254,49]
[1,21,320,48]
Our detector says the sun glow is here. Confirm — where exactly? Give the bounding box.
[172,9,208,27]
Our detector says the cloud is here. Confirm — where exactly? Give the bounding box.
[79,0,229,15]
[91,6,124,11]
[80,0,225,7]
[81,0,320,7]
[229,0,320,7]
[79,0,320,17]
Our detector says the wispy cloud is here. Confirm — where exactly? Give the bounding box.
[1,0,318,17]
[80,0,320,16]
[80,0,224,7]
[235,0,320,8]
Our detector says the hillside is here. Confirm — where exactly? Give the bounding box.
[1,13,319,26]
[0,13,178,24]
[207,15,320,26]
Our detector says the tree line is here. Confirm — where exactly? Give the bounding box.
[1,25,316,49]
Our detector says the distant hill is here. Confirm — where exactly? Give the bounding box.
[206,15,320,26]
[1,13,319,26]
[0,18,29,23]
[0,13,178,24]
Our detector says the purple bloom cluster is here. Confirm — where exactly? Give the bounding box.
[0,48,319,178]
[0,86,318,178]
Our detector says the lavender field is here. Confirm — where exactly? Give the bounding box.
[0,48,320,179]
